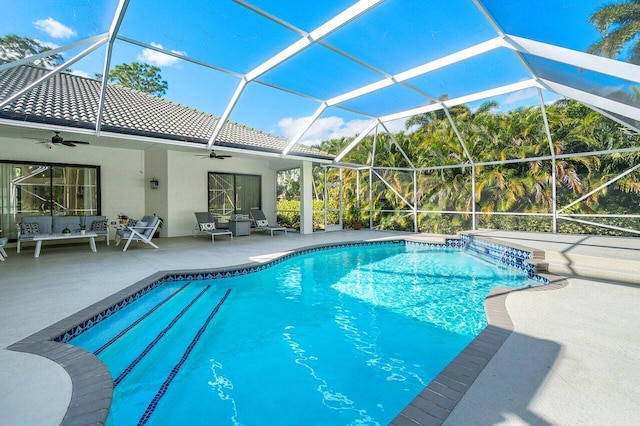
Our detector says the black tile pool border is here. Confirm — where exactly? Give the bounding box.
[7,236,559,425]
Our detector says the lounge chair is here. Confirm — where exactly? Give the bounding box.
[194,212,233,244]
[249,209,288,236]
[115,215,161,251]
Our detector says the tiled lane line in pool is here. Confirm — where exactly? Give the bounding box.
[113,285,211,387]
[94,281,192,355]
[7,237,555,425]
[138,288,232,425]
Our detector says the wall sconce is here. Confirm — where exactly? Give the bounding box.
[150,178,159,189]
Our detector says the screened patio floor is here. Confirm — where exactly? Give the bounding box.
[0,230,638,425]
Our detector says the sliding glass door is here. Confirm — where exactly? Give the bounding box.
[208,172,261,216]
[0,161,100,240]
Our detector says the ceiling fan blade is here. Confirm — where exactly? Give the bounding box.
[194,150,231,159]
[64,140,90,145]
[61,141,76,147]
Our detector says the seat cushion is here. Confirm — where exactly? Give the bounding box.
[143,217,159,237]
[116,229,132,238]
[52,216,81,234]
[141,215,154,224]
[134,221,148,232]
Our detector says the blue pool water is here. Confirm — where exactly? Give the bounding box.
[70,243,532,425]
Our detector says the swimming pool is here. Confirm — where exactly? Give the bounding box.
[69,242,533,425]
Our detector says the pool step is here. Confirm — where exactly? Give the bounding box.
[405,234,454,244]
[540,252,640,285]
[467,234,640,286]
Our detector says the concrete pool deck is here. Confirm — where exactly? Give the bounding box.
[0,229,639,425]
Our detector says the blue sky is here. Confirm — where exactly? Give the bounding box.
[1,0,626,145]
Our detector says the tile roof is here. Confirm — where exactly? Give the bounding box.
[0,64,333,160]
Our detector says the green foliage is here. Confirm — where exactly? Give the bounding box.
[277,169,300,200]
[0,34,63,68]
[277,200,339,230]
[587,0,640,64]
[346,203,363,223]
[96,62,168,97]
[313,98,640,236]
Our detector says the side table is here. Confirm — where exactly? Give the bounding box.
[229,219,251,236]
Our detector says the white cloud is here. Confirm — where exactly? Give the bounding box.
[34,17,76,39]
[503,88,538,106]
[278,115,373,146]
[380,118,409,134]
[137,42,186,67]
[278,115,412,146]
[70,69,91,78]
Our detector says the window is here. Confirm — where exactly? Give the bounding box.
[208,172,261,216]
[0,161,100,240]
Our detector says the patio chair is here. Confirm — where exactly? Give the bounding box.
[249,209,288,236]
[0,233,7,261]
[194,212,233,244]
[115,215,161,252]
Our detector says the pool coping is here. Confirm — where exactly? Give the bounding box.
[390,273,568,426]
[7,236,565,425]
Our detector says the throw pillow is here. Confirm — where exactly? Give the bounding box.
[91,220,108,232]
[126,218,138,228]
[256,219,268,227]
[200,222,216,231]
[21,222,40,234]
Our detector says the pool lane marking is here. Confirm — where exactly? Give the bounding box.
[94,281,192,356]
[137,288,232,426]
[113,285,211,388]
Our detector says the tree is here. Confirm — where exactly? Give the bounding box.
[587,0,640,64]
[0,34,63,68]
[95,62,168,97]
[277,169,300,200]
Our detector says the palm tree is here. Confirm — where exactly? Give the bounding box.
[587,0,640,64]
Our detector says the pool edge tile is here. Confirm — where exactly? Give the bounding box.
[6,237,563,425]
[391,276,568,426]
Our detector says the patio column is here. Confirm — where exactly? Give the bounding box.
[300,161,314,234]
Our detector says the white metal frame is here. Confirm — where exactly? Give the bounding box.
[2,0,639,237]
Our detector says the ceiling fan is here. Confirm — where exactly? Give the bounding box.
[195,150,232,160]
[39,131,90,148]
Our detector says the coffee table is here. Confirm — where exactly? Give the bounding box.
[32,232,98,258]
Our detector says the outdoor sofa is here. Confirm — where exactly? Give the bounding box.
[17,215,109,253]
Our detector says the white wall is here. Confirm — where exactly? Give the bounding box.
[1,136,146,239]
[167,150,277,237]
[144,148,168,235]
[2,136,284,239]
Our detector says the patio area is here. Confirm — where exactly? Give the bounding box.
[1,229,639,425]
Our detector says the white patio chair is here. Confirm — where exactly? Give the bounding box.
[194,212,233,244]
[115,215,162,252]
[0,230,7,261]
[249,209,287,236]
